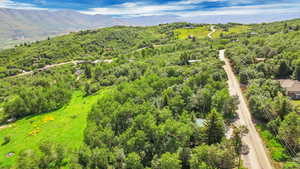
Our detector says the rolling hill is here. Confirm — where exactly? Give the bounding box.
[1,7,300,49]
[0,16,299,168]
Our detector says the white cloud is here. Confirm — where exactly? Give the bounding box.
[0,0,299,18]
[80,1,196,16]
[176,0,224,5]
[0,0,46,10]
[80,1,300,18]
[80,0,226,16]
[178,3,300,17]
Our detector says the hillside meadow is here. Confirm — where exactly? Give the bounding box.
[0,90,110,167]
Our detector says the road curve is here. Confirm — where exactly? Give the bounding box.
[208,26,216,39]
[219,50,273,169]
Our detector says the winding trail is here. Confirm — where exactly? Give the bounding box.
[3,59,113,79]
[219,50,273,169]
[208,26,216,39]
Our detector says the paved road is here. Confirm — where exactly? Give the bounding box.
[208,26,216,39]
[219,50,273,169]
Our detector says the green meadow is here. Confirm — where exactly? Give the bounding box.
[0,90,108,167]
[174,25,250,40]
[292,100,300,112]
[174,25,211,39]
[292,100,300,105]
[212,25,251,38]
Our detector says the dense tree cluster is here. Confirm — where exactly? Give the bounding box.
[2,19,300,168]
[68,50,240,168]
[0,66,75,121]
[0,22,245,169]
[0,26,171,78]
[17,142,66,169]
[4,84,72,119]
[226,20,300,83]
[245,79,300,162]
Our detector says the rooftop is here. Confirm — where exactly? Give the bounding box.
[195,118,206,127]
[256,58,266,61]
[278,79,300,92]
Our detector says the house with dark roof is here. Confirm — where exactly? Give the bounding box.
[278,79,300,100]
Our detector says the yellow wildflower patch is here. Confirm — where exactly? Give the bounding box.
[28,128,40,136]
[42,116,55,123]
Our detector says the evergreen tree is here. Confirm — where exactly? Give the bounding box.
[231,125,249,167]
[273,93,292,119]
[278,60,291,77]
[179,52,190,65]
[204,109,225,145]
[294,59,300,80]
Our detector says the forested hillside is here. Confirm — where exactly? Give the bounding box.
[0,23,244,169]
[0,26,163,78]
[0,19,299,169]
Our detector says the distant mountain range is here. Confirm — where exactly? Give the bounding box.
[1,8,300,49]
[184,13,300,24]
[0,8,126,48]
[122,15,182,26]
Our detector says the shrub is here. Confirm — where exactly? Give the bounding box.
[259,127,289,162]
[283,162,300,169]
[2,136,11,146]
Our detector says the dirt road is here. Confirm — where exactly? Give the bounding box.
[219,50,273,169]
[208,26,216,39]
[4,59,113,79]
[0,124,11,130]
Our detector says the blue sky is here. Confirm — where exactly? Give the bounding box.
[0,0,299,17]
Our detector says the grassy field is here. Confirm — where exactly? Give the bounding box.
[0,90,109,167]
[211,29,223,39]
[292,100,300,105]
[174,25,250,40]
[212,25,251,38]
[291,100,300,112]
[174,26,211,39]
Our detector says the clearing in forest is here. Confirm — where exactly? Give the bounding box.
[212,25,251,38]
[174,26,211,39]
[0,90,109,167]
